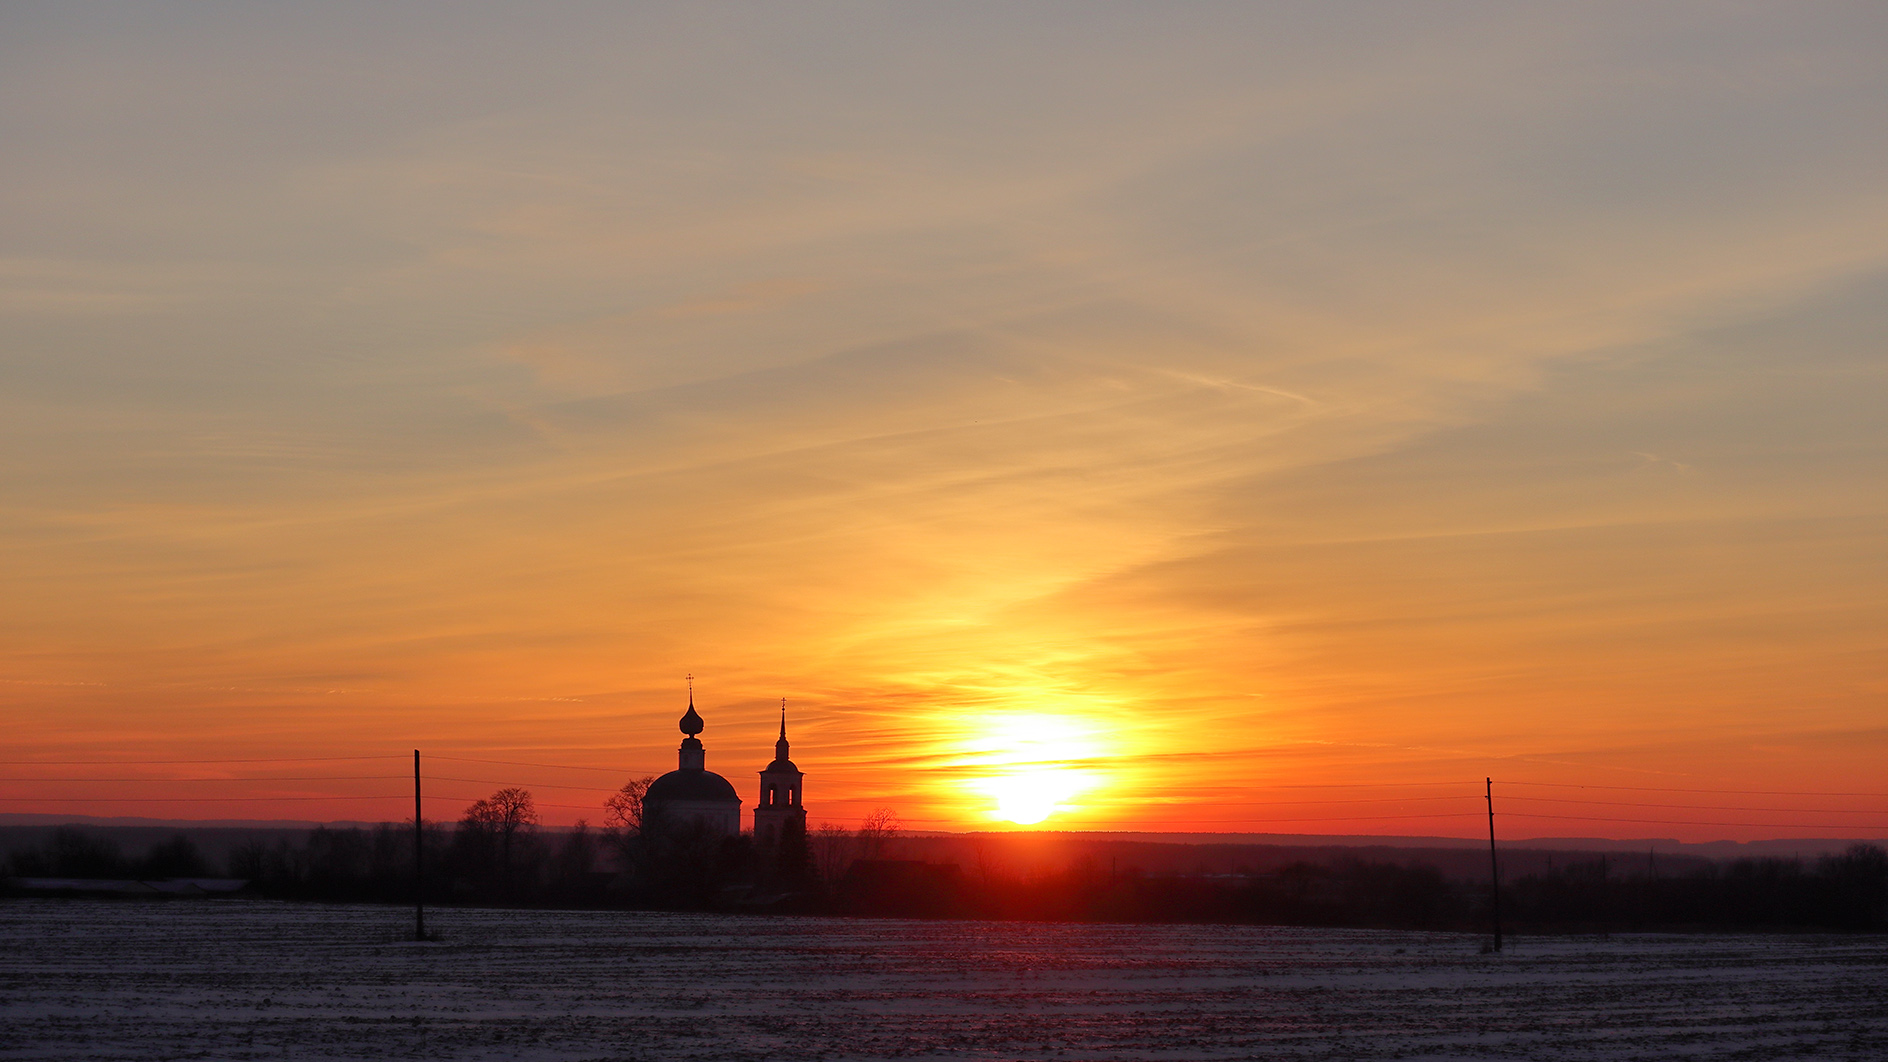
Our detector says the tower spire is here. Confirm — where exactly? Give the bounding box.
[755,695,806,842]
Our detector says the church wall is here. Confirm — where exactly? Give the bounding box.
[645,798,741,839]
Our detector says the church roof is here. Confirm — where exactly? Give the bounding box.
[646,767,740,804]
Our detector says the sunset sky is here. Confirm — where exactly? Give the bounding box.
[4,4,1886,841]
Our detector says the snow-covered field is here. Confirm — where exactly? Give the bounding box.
[1,900,1883,1060]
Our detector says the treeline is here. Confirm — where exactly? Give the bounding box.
[6,795,1885,931]
[879,858,1464,928]
[222,783,835,908]
[839,847,1888,931]
[5,827,214,880]
[1502,847,1888,931]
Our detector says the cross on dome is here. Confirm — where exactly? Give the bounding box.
[680,674,704,735]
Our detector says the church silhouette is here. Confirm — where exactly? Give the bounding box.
[642,684,806,845]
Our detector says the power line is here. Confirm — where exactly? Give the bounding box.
[1499,780,1888,798]
[428,755,627,773]
[1507,795,1888,816]
[1505,810,1888,830]
[0,776,407,783]
[924,812,1491,825]
[0,794,405,803]
[434,780,1491,803]
[429,775,623,793]
[0,756,407,765]
[1141,795,1482,806]
[405,790,1493,825]
[1266,781,1480,789]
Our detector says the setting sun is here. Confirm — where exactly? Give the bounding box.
[959,713,1106,825]
[986,768,1082,825]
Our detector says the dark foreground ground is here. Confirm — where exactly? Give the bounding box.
[1,900,1884,1061]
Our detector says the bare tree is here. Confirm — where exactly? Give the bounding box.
[810,822,855,885]
[603,776,653,876]
[800,809,903,885]
[971,838,1005,886]
[461,787,538,888]
[856,807,902,861]
[227,838,269,881]
[604,777,652,835]
[552,819,597,892]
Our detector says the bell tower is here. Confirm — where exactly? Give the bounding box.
[753,700,807,847]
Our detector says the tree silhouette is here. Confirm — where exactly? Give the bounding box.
[6,828,125,878]
[604,777,651,835]
[857,808,901,861]
[810,822,854,884]
[458,787,538,895]
[603,776,653,878]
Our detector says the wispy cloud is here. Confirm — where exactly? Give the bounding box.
[2,4,1885,837]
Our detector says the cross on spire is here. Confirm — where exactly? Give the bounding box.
[678,675,704,737]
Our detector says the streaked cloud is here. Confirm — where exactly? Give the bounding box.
[2,3,1885,838]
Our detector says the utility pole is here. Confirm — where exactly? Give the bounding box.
[1485,777,1502,953]
[414,749,426,942]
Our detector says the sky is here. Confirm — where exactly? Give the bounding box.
[3,3,1886,841]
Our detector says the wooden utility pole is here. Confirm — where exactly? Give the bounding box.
[1485,777,1502,952]
[414,749,426,942]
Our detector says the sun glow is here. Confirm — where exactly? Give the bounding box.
[964,713,1107,826]
[987,767,1083,825]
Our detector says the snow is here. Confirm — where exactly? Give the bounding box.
[12,878,249,895]
[1,900,1883,1060]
